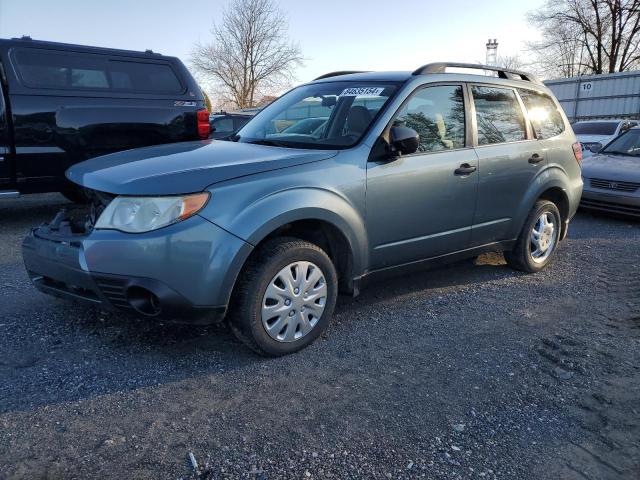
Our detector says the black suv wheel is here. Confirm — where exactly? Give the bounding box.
[229,237,338,356]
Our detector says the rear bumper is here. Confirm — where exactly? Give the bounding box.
[22,215,253,324]
[580,189,640,217]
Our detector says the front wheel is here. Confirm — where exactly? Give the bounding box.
[505,200,562,273]
[228,237,338,356]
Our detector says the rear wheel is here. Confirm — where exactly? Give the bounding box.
[228,237,338,356]
[505,200,561,273]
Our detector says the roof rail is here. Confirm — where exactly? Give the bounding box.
[412,62,542,85]
[314,71,367,81]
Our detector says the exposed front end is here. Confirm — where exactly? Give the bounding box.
[22,192,252,324]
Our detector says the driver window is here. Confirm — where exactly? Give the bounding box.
[392,85,466,153]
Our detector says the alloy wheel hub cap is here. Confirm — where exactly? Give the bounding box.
[530,212,557,263]
[261,261,327,343]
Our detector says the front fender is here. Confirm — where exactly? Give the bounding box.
[201,186,369,277]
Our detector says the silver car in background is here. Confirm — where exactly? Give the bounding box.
[581,127,640,217]
[573,119,638,157]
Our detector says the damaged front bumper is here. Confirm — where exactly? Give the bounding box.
[22,208,252,324]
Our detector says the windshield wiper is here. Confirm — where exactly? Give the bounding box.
[245,139,289,147]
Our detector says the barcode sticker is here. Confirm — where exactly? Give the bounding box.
[339,87,385,97]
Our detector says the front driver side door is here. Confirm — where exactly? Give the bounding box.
[366,84,479,269]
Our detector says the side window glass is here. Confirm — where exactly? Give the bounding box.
[472,86,526,145]
[392,85,465,153]
[518,89,565,140]
[213,117,235,134]
[12,48,183,94]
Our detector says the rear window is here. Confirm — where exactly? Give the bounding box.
[212,117,235,134]
[12,48,184,94]
[572,121,619,135]
[518,90,565,139]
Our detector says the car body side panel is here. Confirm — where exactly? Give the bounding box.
[199,149,369,277]
[10,96,203,185]
[503,164,583,241]
[366,149,479,269]
[469,140,543,246]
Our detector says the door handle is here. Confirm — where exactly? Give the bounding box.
[454,163,477,175]
[528,153,544,164]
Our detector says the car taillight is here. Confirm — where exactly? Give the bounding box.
[572,142,582,166]
[197,109,210,139]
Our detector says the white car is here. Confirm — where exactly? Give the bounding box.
[573,119,639,157]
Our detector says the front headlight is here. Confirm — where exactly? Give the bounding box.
[95,192,210,233]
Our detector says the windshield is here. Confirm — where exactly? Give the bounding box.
[572,121,619,135]
[602,128,640,156]
[237,81,399,149]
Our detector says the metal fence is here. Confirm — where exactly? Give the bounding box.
[545,70,640,123]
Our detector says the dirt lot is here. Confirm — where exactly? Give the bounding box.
[0,193,638,479]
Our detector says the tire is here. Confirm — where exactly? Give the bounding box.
[228,237,338,356]
[505,200,562,273]
[60,183,89,204]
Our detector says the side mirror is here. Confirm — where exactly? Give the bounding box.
[589,143,603,154]
[390,126,419,156]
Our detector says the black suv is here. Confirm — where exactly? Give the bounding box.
[0,37,209,201]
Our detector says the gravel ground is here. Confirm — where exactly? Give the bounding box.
[0,193,639,479]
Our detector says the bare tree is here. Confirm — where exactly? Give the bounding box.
[191,0,303,109]
[496,54,525,70]
[528,0,640,78]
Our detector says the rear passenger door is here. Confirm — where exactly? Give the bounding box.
[469,85,543,246]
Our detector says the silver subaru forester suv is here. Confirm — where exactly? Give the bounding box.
[24,62,583,356]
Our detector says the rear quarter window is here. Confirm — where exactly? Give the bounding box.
[518,89,565,139]
[12,47,184,95]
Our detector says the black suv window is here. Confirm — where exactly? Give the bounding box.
[108,60,182,93]
[472,86,526,145]
[12,48,183,94]
[518,90,565,139]
[392,85,465,153]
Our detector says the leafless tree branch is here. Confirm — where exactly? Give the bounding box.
[527,0,640,78]
[190,0,303,109]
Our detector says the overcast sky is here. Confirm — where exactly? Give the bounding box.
[0,0,544,102]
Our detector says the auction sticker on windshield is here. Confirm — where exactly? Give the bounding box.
[339,87,385,97]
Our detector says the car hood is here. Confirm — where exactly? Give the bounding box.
[67,140,338,195]
[582,153,640,182]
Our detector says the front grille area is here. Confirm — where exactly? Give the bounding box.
[37,275,101,303]
[93,275,133,310]
[581,198,640,217]
[590,178,640,192]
